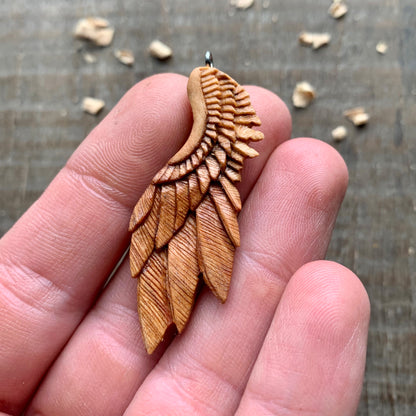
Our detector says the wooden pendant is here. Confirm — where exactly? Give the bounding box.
[129,53,264,353]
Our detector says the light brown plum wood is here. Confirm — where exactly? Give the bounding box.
[155,184,176,249]
[205,155,221,180]
[209,183,240,247]
[196,196,235,303]
[128,184,156,232]
[188,172,203,211]
[214,146,227,168]
[196,164,210,194]
[174,180,189,230]
[167,216,200,333]
[227,160,243,173]
[130,189,161,277]
[167,68,209,165]
[219,175,242,212]
[129,64,264,353]
[138,250,172,354]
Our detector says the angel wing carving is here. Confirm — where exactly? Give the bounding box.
[129,65,264,353]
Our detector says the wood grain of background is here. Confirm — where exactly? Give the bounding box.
[0,0,415,414]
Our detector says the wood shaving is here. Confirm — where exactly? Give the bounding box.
[230,0,255,10]
[82,97,105,115]
[376,42,388,55]
[292,82,316,108]
[328,0,348,19]
[344,107,370,126]
[82,52,97,64]
[272,14,279,23]
[299,32,331,50]
[262,0,270,8]
[74,17,115,47]
[149,40,173,60]
[331,126,348,142]
[114,49,135,66]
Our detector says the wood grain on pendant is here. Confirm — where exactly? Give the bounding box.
[129,65,264,353]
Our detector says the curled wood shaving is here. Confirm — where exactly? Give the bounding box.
[82,97,105,115]
[230,0,255,10]
[344,107,370,126]
[376,42,388,55]
[331,126,348,142]
[299,32,331,50]
[149,40,173,60]
[329,0,348,19]
[74,17,115,47]
[114,49,135,66]
[292,82,316,108]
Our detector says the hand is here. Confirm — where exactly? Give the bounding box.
[0,74,370,415]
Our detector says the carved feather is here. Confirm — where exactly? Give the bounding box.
[196,196,235,303]
[137,250,172,354]
[167,216,200,333]
[129,65,264,353]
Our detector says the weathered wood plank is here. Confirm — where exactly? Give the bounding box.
[0,0,415,414]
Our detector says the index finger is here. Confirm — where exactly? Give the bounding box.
[0,74,193,413]
[0,73,289,413]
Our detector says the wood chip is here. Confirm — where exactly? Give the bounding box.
[82,97,105,115]
[74,17,114,47]
[328,0,348,19]
[82,52,97,64]
[331,126,348,142]
[376,42,388,55]
[231,0,255,10]
[114,49,135,66]
[299,32,331,50]
[149,40,173,60]
[292,82,316,108]
[344,107,370,126]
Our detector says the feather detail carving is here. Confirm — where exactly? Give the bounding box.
[129,66,264,353]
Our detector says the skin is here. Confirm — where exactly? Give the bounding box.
[0,74,370,416]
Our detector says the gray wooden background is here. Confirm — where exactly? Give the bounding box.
[0,0,415,414]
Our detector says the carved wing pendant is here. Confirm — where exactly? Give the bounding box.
[129,64,264,353]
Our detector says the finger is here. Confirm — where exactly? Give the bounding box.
[123,139,349,415]
[0,73,193,413]
[25,88,291,415]
[27,262,155,416]
[236,261,370,416]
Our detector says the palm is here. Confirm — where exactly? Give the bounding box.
[0,74,369,416]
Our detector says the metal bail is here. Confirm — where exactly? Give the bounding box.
[205,51,214,68]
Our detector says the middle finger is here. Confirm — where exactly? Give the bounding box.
[26,86,289,416]
[124,138,348,415]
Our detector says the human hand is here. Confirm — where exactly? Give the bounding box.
[0,74,370,415]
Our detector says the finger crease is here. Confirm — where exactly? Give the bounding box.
[161,352,241,415]
[64,164,134,213]
[243,389,321,416]
[239,248,293,289]
[90,301,145,358]
[0,259,81,315]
